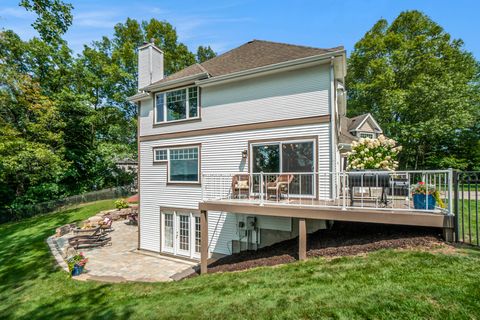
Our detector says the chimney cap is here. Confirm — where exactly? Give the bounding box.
[150,38,155,44]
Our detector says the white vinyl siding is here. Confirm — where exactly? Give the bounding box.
[138,122,330,255]
[139,64,330,136]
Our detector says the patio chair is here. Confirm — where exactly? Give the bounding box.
[99,217,114,233]
[231,174,251,199]
[266,174,294,200]
[126,211,138,225]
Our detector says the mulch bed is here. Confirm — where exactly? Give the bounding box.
[193,222,446,276]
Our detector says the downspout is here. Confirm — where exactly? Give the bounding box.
[329,57,336,198]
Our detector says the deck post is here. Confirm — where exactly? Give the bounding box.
[200,210,208,274]
[299,218,307,260]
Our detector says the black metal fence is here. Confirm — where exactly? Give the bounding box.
[0,185,136,224]
[454,171,480,245]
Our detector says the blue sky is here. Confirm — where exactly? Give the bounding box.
[1,0,479,58]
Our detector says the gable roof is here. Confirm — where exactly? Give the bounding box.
[347,113,382,133]
[347,114,370,131]
[148,40,344,88]
[339,114,384,145]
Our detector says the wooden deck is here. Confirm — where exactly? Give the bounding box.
[199,199,453,228]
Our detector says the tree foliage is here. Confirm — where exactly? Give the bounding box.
[0,2,206,212]
[196,45,217,63]
[20,0,73,44]
[347,10,480,169]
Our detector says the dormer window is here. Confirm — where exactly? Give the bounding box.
[155,86,199,124]
[358,132,375,139]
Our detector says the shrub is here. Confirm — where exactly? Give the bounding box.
[114,198,129,209]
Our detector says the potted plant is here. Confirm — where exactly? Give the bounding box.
[68,252,88,276]
[410,181,445,210]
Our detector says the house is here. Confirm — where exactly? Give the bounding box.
[338,113,384,169]
[128,40,453,271]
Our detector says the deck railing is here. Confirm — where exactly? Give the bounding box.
[201,170,453,214]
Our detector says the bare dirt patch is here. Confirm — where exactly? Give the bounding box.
[195,222,453,276]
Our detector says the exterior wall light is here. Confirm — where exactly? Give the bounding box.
[242,150,248,159]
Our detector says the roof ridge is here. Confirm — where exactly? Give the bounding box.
[248,39,344,52]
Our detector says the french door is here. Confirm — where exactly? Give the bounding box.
[161,210,201,259]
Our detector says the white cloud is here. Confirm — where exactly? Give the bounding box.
[0,7,34,19]
[74,10,120,28]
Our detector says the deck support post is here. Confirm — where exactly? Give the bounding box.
[200,210,208,274]
[299,218,307,261]
[443,227,455,242]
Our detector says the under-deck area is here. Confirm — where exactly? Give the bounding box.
[198,200,454,274]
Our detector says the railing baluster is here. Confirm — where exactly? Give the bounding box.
[260,172,264,206]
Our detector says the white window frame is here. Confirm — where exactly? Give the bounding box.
[153,148,168,162]
[249,138,317,198]
[358,132,375,139]
[154,86,200,124]
[167,145,200,184]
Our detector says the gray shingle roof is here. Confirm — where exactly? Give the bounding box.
[347,114,370,131]
[149,40,344,87]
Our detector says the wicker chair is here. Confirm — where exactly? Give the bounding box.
[231,174,251,199]
[267,174,294,200]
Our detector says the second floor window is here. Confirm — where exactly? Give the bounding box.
[155,86,199,124]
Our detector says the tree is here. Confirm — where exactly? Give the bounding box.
[19,0,73,44]
[196,45,216,63]
[0,65,68,208]
[78,18,196,117]
[347,10,480,169]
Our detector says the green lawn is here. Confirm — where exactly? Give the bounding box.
[1,200,480,319]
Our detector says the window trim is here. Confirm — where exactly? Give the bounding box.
[167,145,200,184]
[358,132,375,139]
[152,144,202,184]
[153,147,168,163]
[248,136,318,199]
[153,86,200,125]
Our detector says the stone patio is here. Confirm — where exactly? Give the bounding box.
[51,221,197,282]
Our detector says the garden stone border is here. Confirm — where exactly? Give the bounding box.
[47,235,70,273]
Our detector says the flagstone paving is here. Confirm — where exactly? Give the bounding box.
[55,221,197,282]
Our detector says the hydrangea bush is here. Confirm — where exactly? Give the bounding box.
[347,135,402,171]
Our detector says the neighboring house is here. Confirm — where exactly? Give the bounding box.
[128,40,452,267]
[338,113,384,169]
[116,158,138,174]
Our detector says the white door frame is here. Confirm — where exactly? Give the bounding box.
[161,209,201,259]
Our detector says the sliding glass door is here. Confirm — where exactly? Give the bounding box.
[251,140,315,197]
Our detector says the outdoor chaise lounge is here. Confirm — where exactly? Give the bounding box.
[68,233,111,249]
[73,226,101,236]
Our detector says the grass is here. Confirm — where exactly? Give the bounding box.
[1,200,480,319]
